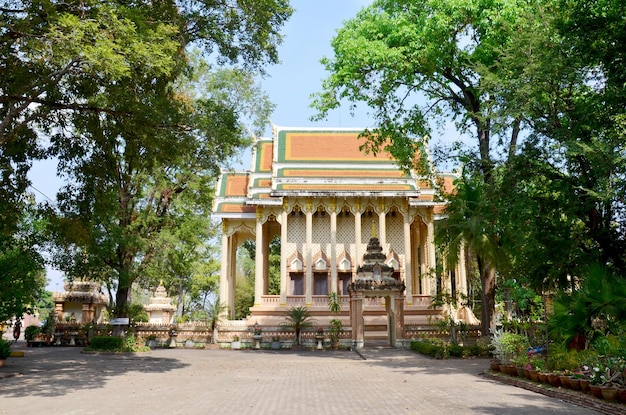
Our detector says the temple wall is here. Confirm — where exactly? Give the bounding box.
[311,214,330,259]
[386,213,405,255]
[285,214,304,259]
[336,214,356,267]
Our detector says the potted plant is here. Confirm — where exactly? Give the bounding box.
[271,335,281,350]
[0,338,12,367]
[281,306,314,345]
[328,319,344,349]
[145,334,157,349]
[24,325,41,344]
[231,335,241,350]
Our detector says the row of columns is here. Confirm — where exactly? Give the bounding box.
[218,201,447,318]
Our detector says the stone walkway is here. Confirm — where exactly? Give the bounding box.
[0,341,605,414]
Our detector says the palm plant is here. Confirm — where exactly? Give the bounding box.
[282,306,315,345]
[436,170,505,336]
[206,300,228,344]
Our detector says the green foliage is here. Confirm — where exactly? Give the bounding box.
[410,338,487,359]
[88,336,124,351]
[86,334,148,352]
[268,236,281,295]
[24,325,41,342]
[282,306,315,345]
[411,339,445,359]
[0,338,12,359]
[234,263,255,320]
[206,300,228,344]
[327,292,341,314]
[0,203,47,321]
[128,304,149,324]
[436,171,501,335]
[490,330,530,365]
[549,264,626,348]
[328,319,344,343]
[2,0,292,320]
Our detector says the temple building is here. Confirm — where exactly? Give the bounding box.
[212,126,476,345]
[52,280,107,324]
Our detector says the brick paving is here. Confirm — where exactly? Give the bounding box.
[0,341,606,415]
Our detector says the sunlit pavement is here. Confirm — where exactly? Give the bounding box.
[0,340,601,415]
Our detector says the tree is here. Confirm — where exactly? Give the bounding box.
[1,0,292,321]
[48,64,275,318]
[0,202,46,322]
[206,300,228,344]
[0,0,292,147]
[312,0,531,334]
[485,0,626,280]
[435,171,504,336]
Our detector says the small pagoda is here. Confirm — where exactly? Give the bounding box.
[349,227,406,349]
[144,283,176,324]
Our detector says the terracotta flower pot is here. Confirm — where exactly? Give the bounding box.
[579,379,590,394]
[617,388,626,403]
[516,367,527,377]
[490,362,501,372]
[601,386,618,403]
[528,369,539,382]
[547,374,561,387]
[559,376,571,389]
[569,378,581,391]
[589,385,603,399]
[538,373,548,383]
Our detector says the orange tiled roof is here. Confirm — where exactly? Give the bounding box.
[212,127,453,218]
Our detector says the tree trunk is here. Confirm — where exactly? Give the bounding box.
[115,285,131,318]
[177,281,184,317]
[212,326,219,344]
[480,258,496,337]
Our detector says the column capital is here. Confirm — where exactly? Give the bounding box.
[304,199,314,214]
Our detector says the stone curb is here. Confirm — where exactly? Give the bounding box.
[482,371,626,415]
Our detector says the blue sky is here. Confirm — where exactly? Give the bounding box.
[259,0,375,132]
[34,0,375,291]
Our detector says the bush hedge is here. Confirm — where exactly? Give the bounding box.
[410,339,489,359]
[90,336,124,350]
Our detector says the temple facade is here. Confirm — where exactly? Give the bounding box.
[213,127,475,344]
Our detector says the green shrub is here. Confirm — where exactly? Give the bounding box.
[411,339,489,359]
[411,340,444,358]
[89,336,124,350]
[448,344,464,357]
[24,325,41,341]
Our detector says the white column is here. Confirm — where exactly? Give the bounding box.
[228,234,237,319]
[414,221,422,294]
[403,211,413,302]
[354,210,362,269]
[378,211,386,250]
[426,213,436,296]
[254,214,264,306]
[457,240,468,297]
[219,228,229,310]
[330,206,338,294]
[280,210,288,305]
[305,202,313,305]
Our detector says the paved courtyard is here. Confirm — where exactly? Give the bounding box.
[0,341,601,415]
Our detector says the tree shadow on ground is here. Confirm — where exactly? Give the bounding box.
[0,345,189,398]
